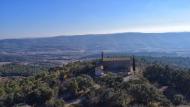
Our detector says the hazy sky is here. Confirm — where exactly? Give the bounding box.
[1,0,190,39]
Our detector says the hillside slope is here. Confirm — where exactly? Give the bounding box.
[0,32,190,53]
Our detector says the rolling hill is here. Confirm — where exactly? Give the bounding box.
[0,32,190,54]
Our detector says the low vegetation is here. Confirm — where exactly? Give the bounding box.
[0,63,48,77]
[0,60,190,107]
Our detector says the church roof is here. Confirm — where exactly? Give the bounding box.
[103,57,131,61]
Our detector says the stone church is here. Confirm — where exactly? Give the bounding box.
[95,52,136,76]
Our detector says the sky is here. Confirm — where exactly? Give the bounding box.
[0,0,190,39]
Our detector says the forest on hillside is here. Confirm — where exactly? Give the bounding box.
[0,60,190,107]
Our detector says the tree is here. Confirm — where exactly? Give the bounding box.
[26,87,53,105]
[173,94,184,105]
[132,55,136,71]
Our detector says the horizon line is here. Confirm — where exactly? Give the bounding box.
[1,31,190,40]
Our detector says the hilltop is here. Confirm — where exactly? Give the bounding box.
[0,60,190,107]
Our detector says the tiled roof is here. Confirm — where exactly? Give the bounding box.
[103,57,131,61]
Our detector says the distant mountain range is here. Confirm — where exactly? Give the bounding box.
[1,32,190,55]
